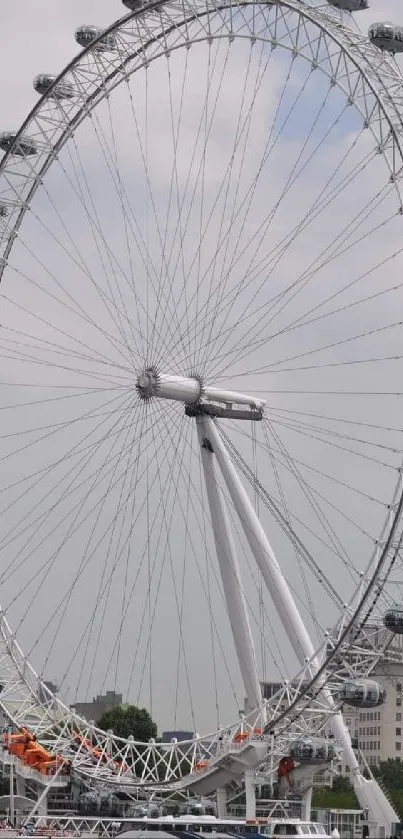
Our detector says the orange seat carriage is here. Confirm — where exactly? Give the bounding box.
[3,727,68,773]
[194,759,209,771]
[3,727,34,757]
[71,730,124,770]
[233,731,249,743]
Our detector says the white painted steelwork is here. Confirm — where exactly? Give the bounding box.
[136,370,265,410]
[1,0,403,834]
[196,418,262,711]
[202,416,316,668]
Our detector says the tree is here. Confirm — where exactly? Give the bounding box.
[97,705,157,742]
[312,776,359,810]
[374,758,403,791]
[332,775,357,794]
[373,758,403,820]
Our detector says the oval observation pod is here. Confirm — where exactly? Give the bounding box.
[289,737,335,763]
[123,0,166,10]
[123,0,145,8]
[328,0,369,10]
[33,75,74,100]
[369,22,403,53]
[0,132,38,157]
[339,679,386,708]
[75,26,116,52]
[0,205,9,218]
[384,604,403,634]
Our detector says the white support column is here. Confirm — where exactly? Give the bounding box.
[244,769,256,820]
[197,418,261,710]
[202,417,316,667]
[216,787,227,819]
[203,419,366,773]
[37,789,48,822]
[16,775,26,798]
[9,763,14,827]
[301,786,312,821]
[202,419,361,763]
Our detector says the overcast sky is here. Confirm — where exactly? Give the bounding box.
[0,0,402,127]
[1,0,403,736]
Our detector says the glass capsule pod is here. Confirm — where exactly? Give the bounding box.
[384,604,403,634]
[328,0,369,10]
[0,132,38,157]
[75,26,116,52]
[369,22,403,53]
[338,679,386,708]
[289,737,335,763]
[123,0,165,10]
[0,205,9,218]
[123,0,146,8]
[33,75,74,100]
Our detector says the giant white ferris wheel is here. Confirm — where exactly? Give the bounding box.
[0,0,403,832]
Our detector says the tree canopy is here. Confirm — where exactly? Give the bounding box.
[374,758,403,820]
[312,775,359,810]
[97,704,157,742]
[312,762,403,821]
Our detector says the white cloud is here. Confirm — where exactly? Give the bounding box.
[1,0,403,736]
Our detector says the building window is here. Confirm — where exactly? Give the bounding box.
[397,728,402,736]
[397,683,402,692]
[397,697,402,706]
[396,743,401,751]
[397,713,402,722]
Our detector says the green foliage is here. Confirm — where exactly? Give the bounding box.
[374,758,403,790]
[97,705,157,742]
[312,776,359,810]
[332,775,356,794]
[373,758,403,820]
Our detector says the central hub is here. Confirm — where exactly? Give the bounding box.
[136,367,159,400]
[136,368,202,404]
[136,368,266,420]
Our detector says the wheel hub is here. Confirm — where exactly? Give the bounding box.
[136,367,265,420]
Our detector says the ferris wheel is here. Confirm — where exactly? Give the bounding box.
[1,0,403,832]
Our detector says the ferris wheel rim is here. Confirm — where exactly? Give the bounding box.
[0,0,402,775]
[1,0,403,280]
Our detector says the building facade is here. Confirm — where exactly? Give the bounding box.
[72,690,122,723]
[161,730,194,743]
[260,641,403,775]
[332,627,403,770]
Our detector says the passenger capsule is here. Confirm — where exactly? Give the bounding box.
[123,0,165,10]
[289,737,335,763]
[0,132,38,157]
[0,205,8,218]
[75,26,116,52]
[33,75,74,100]
[328,0,368,10]
[123,0,145,9]
[369,22,403,53]
[338,679,386,708]
[384,604,403,634]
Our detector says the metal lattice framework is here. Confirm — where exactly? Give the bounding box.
[0,0,403,830]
